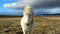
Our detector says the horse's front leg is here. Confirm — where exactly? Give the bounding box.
[29,26,33,34]
[23,30,27,34]
[29,29,33,34]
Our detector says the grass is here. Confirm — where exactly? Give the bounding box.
[0,16,60,34]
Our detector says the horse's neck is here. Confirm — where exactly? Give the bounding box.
[23,14,33,20]
[24,14,32,17]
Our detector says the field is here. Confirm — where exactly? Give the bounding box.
[0,16,60,34]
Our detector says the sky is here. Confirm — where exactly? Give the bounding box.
[0,0,60,16]
[0,0,22,15]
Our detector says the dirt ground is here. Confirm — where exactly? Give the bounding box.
[0,16,60,34]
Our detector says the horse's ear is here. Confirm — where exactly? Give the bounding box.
[24,7,26,12]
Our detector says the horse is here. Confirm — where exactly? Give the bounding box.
[20,5,34,34]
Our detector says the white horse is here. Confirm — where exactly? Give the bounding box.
[20,5,34,34]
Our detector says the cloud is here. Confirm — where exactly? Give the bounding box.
[3,2,25,9]
[3,0,60,9]
[46,7,60,14]
[36,7,60,14]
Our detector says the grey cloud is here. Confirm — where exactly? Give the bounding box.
[3,0,60,9]
[32,0,60,8]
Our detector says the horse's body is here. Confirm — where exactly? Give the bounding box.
[20,5,34,34]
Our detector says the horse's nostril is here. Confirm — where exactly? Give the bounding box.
[26,23,30,26]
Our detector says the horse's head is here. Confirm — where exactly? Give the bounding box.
[24,5,34,15]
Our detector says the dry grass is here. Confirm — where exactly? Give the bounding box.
[0,16,60,34]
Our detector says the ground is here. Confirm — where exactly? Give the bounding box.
[0,16,60,34]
